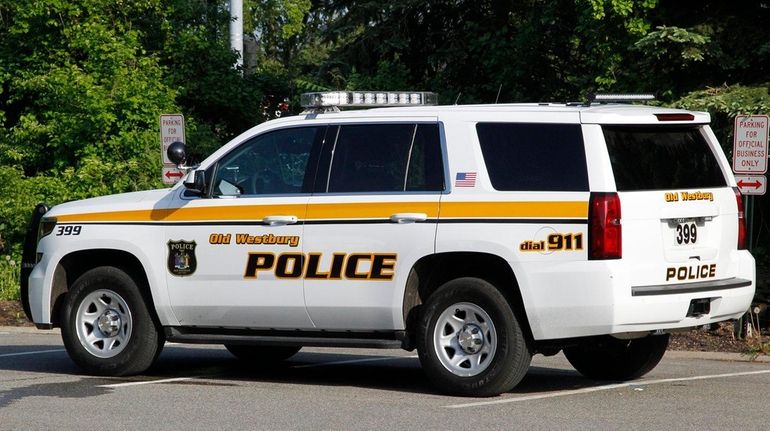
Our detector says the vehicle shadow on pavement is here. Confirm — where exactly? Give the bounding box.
[145,347,599,397]
[0,345,603,398]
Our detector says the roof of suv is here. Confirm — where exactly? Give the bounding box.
[297,103,710,124]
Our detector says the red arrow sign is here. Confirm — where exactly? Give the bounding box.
[737,179,761,189]
[734,174,767,195]
[165,170,184,179]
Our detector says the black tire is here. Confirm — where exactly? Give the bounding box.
[225,344,301,363]
[60,266,164,376]
[417,277,531,397]
[563,334,670,381]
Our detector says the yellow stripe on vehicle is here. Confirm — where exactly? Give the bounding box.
[305,202,440,220]
[55,201,587,223]
[440,201,588,219]
[56,204,309,223]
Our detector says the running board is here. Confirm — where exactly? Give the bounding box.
[165,326,408,349]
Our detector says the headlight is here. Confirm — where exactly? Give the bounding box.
[38,217,57,240]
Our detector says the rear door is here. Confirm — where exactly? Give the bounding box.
[598,124,739,290]
[302,121,444,330]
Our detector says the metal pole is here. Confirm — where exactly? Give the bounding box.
[747,196,755,251]
[230,0,243,69]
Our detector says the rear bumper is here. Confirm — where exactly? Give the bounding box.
[520,251,755,340]
[631,277,752,296]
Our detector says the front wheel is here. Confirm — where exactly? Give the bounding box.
[417,277,531,397]
[563,334,670,381]
[60,266,164,376]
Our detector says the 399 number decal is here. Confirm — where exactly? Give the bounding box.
[56,225,82,236]
[675,223,697,245]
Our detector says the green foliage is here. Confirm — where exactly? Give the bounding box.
[346,59,412,91]
[635,26,710,62]
[0,0,177,255]
[674,84,770,149]
[0,255,20,301]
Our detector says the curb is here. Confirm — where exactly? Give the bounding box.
[0,325,59,335]
[665,349,770,363]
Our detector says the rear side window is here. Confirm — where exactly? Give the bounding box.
[477,123,588,191]
[326,123,444,193]
[603,126,727,191]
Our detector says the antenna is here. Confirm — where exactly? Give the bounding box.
[495,84,502,104]
[454,92,462,105]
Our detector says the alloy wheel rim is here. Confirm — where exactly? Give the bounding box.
[75,289,132,359]
[433,302,497,377]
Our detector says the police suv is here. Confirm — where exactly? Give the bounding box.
[21,92,755,397]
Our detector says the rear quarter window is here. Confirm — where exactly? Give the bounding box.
[603,126,727,191]
[476,123,588,191]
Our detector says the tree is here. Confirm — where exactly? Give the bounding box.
[0,0,178,249]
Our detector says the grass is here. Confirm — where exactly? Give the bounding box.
[741,309,769,360]
[0,254,20,301]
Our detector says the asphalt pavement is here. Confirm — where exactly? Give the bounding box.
[1,327,769,430]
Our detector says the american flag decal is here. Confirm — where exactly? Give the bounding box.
[455,172,477,187]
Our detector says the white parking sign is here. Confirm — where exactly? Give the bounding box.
[732,115,768,174]
[160,114,185,165]
[160,114,186,184]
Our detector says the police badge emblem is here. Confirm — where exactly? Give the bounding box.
[167,240,197,276]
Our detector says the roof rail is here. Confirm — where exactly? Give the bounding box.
[587,93,655,106]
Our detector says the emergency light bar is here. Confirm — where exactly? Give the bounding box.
[588,93,656,105]
[301,91,438,109]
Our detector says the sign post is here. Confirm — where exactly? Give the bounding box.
[160,114,186,185]
[731,114,769,253]
[731,115,768,336]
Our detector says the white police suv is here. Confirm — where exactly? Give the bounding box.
[20,92,755,396]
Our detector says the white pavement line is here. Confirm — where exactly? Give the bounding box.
[98,376,205,388]
[445,369,770,409]
[0,349,64,358]
[291,355,419,369]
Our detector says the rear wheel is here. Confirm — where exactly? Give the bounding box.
[225,344,301,363]
[563,334,670,381]
[60,266,164,376]
[417,277,531,397]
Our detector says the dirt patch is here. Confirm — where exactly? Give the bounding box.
[0,300,34,327]
[669,321,761,354]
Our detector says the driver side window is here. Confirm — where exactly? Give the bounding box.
[211,127,322,197]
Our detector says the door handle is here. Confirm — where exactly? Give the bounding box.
[263,215,298,226]
[390,213,428,224]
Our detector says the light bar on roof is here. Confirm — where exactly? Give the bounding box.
[589,93,656,103]
[301,91,438,109]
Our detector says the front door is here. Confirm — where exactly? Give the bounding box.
[165,126,327,329]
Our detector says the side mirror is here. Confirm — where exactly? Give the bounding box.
[183,169,206,195]
[167,141,187,166]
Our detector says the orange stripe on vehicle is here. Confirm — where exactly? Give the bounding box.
[56,204,308,223]
[306,202,440,219]
[440,201,588,219]
[55,201,587,223]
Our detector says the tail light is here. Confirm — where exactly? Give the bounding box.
[588,192,622,260]
[733,187,747,250]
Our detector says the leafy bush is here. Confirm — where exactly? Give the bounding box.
[0,255,20,301]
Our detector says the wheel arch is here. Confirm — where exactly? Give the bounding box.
[50,249,158,328]
[402,252,534,348]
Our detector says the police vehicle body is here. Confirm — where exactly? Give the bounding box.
[22,92,755,396]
